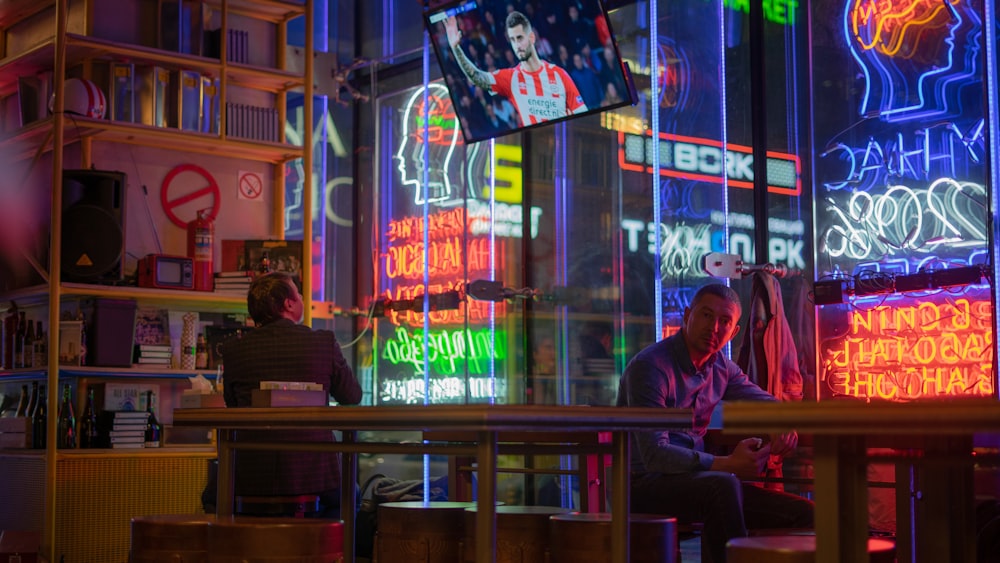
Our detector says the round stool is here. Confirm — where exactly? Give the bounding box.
[130,514,214,563]
[726,535,896,563]
[549,512,678,563]
[461,505,570,563]
[207,516,343,562]
[375,501,476,563]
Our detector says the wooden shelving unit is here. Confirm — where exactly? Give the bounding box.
[0,0,315,559]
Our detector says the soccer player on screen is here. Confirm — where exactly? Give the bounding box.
[445,11,587,127]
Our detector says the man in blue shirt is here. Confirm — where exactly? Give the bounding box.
[617,283,814,562]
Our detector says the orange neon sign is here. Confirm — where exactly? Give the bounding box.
[850,0,960,57]
[822,295,994,400]
[387,208,467,242]
[383,206,506,327]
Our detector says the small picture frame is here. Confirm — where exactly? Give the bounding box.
[59,321,84,366]
[244,240,303,286]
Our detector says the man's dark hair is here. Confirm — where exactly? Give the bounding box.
[691,283,742,312]
[247,271,296,326]
[506,10,531,32]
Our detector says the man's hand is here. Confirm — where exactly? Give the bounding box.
[444,16,462,47]
[710,437,770,478]
[768,431,798,458]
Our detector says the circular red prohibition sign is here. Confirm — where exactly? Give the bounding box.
[161,163,221,228]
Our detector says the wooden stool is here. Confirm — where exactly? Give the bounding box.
[461,505,571,563]
[549,512,678,563]
[235,494,322,517]
[726,535,896,563]
[130,514,214,563]
[208,516,343,562]
[375,501,475,563]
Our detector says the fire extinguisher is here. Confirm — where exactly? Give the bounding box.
[187,208,214,291]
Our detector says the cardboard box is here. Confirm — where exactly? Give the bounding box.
[93,382,161,413]
[251,390,328,408]
[0,432,30,449]
[0,417,31,449]
[0,529,39,562]
[179,393,226,409]
[0,417,30,433]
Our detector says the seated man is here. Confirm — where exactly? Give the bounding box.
[617,283,814,562]
[220,271,363,517]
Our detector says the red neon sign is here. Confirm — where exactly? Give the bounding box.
[821,295,994,400]
[617,130,801,196]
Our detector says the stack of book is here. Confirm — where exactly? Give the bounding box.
[134,343,173,367]
[214,271,253,295]
[99,411,150,449]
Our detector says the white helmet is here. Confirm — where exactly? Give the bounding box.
[50,78,106,119]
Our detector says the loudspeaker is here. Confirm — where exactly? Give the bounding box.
[61,169,126,283]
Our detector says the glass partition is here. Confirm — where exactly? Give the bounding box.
[809,0,994,401]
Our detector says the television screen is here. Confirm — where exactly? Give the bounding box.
[425,0,634,143]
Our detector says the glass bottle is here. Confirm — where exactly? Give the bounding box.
[144,390,161,448]
[24,381,39,422]
[79,385,100,449]
[32,320,46,368]
[31,384,46,449]
[21,319,34,369]
[195,333,208,369]
[77,311,88,366]
[13,312,25,368]
[13,384,29,417]
[57,383,76,449]
[2,302,18,370]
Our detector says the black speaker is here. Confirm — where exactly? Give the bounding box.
[61,169,126,283]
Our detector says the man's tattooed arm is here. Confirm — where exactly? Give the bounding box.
[451,44,494,90]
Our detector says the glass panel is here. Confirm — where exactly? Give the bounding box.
[810,0,993,400]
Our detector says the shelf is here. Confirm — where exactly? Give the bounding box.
[0,366,221,380]
[0,0,53,31]
[0,283,247,312]
[62,282,249,311]
[59,366,221,379]
[205,0,306,23]
[1,33,306,97]
[0,115,303,163]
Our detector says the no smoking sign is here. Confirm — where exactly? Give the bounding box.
[238,170,265,202]
[161,163,220,228]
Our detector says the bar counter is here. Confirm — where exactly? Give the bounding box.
[723,398,1000,563]
[173,404,693,563]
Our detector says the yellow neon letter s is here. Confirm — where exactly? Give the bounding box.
[485,143,523,204]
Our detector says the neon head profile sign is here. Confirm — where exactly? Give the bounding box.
[395,83,461,206]
[845,0,981,122]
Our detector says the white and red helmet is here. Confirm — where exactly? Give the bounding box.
[50,78,106,119]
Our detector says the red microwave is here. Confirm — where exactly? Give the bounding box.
[138,254,194,290]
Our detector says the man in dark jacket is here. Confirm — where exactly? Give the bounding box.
[221,271,362,517]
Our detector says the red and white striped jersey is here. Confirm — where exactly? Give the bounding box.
[490,61,587,126]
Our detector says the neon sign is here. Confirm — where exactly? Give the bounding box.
[618,131,801,195]
[712,0,800,26]
[821,294,994,399]
[819,177,987,261]
[380,375,507,404]
[394,83,460,205]
[382,325,507,376]
[621,213,806,276]
[846,0,980,121]
[467,200,542,239]
[820,123,986,193]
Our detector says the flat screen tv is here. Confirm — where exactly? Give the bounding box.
[425,0,635,143]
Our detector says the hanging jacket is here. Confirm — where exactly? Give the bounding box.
[736,271,804,402]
